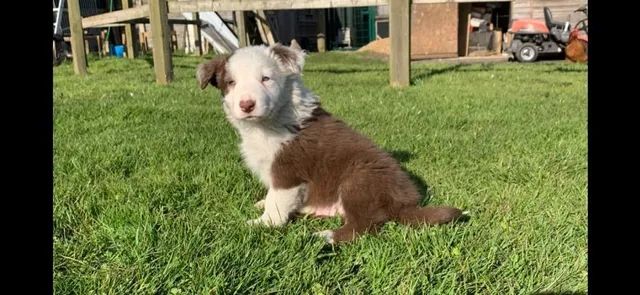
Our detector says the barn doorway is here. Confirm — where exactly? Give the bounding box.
[458,1,511,56]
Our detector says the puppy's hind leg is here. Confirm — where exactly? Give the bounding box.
[314,221,381,244]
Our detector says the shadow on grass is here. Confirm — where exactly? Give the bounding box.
[411,64,467,84]
[305,68,387,74]
[548,66,587,73]
[531,292,586,295]
[389,150,470,223]
[174,64,199,70]
[143,55,204,74]
[143,55,154,68]
[388,150,432,205]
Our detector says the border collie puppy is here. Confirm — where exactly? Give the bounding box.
[197,42,465,244]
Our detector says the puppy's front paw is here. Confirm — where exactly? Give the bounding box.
[246,218,267,226]
[313,230,335,244]
[246,215,287,227]
[254,199,266,209]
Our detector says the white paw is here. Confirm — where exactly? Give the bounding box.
[246,215,287,227]
[254,199,266,209]
[246,218,267,226]
[313,230,335,244]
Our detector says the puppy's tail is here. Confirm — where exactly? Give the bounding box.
[396,206,468,226]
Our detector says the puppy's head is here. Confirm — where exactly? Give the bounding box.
[197,43,305,122]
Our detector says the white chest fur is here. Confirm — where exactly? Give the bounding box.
[238,126,294,187]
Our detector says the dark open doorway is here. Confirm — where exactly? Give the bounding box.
[458,1,511,56]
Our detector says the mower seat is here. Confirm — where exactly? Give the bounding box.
[544,7,566,30]
[544,7,570,43]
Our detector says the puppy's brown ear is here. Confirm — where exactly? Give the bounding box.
[196,56,228,90]
[269,43,306,74]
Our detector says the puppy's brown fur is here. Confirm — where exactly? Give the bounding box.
[270,107,463,243]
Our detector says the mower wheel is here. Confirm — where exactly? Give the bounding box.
[516,43,539,62]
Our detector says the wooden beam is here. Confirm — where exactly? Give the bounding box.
[254,11,268,45]
[82,0,512,29]
[431,0,511,2]
[149,0,173,84]
[389,0,410,87]
[317,9,326,52]
[68,0,87,76]
[492,30,502,54]
[185,12,203,55]
[90,23,128,28]
[256,11,276,45]
[171,29,179,52]
[139,31,149,53]
[465,13,471,56]
[168,19,200,25]
[87,19,198,29]
[135,0,147,53]
[84,39,90,55]
[101,30,110,56]
[82,5,149,28]
[168,0,388,12]
[81,0,512,28]
[234,11,248,47]
[194,13,203,55]
[166,0,510,13]
[97,35,104,57]
[122,0,138,58]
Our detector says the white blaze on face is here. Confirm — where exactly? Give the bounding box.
[197,43,308,124]
[223,46,288,121]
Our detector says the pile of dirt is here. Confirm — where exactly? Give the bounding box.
[357,38,390,56]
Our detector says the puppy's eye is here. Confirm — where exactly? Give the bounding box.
[261,76,270,82]
[227,80,235,86]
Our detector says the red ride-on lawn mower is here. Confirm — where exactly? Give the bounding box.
[505,5,587,62]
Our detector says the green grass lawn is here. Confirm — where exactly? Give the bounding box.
[53,52,587,294]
